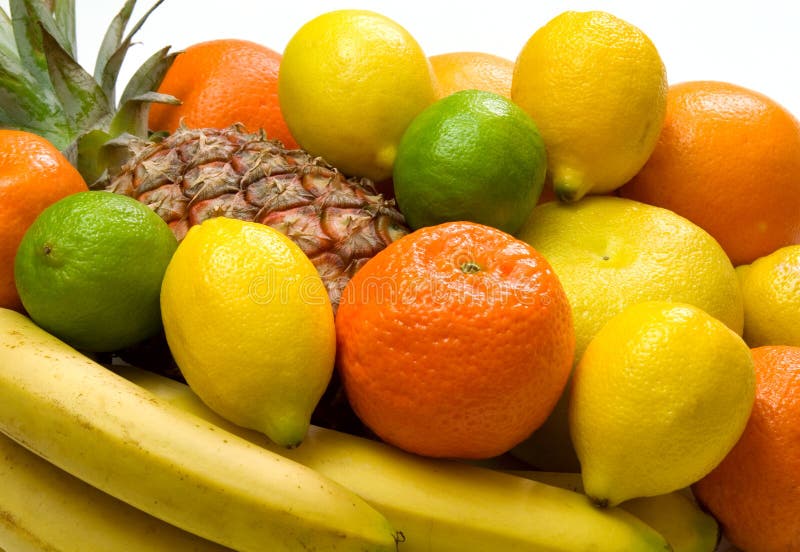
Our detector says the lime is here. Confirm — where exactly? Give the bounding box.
[570,301,755,506]
[14,191,177,352]
[392,89,546,234]
[160,217,336,447]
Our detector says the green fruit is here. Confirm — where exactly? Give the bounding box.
[393,89,546,234]
[14,191,177,352]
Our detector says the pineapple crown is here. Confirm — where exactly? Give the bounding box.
[0,0,179,183]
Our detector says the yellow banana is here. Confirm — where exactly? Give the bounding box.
[510,471,720,552]
[0,309,398,552]
[0,431,231,552]
[117,363,673,552]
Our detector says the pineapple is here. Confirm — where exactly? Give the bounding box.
[0,0,409,310]
[104,125,408,307]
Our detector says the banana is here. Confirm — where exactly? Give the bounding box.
[0,431,232,552]
[509,471,720,552]
[0,309,398,552]
[117,363,673,552]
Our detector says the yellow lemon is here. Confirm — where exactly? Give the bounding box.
[278,9,437,181]
[160,217,336,447]
[570,301,755,507]
[737,245,800,347]
[512,196,743,471]
[511,11,667,201]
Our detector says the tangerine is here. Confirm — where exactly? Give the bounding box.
[0,130,87,311]
[620,80,800,266]
[429,51,514,99]
[336,221,574,459]
[692,345,800,552]
[148,39,298,149]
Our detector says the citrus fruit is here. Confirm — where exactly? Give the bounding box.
[570,301,756,507]
[512,196,743,471]
[511,10,667,201]
[692,345,800,552]
[278,9,437,181]
[148,39,298,149]
[620,81,800,266]
[429,51,514,99]
[736,245,800,347]
[392,89,547,234]
[336,221,574,459]
[13,191,176,352]
[160,217,336,447]
[0,130,87,311]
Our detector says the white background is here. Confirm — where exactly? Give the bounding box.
[2,0,799,117]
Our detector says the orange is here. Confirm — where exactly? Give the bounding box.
[692,345,800,551]
[148,39,298,149]
[429,51,514,99]
[0,130,87,311]
[336,221,574,459]
[620,81,800,266]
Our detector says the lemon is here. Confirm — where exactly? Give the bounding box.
[160,217,336,447]
[511,10,667,201]
[278,9,437,181]
[512,196,743,471]
[570,301,755,507]
[736,244,800,347]
[13,191,177,352]
[392,89,547,234]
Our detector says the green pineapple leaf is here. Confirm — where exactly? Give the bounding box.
[51,0,77,56]
[0,8,19,61]
[95,0,166,107]
[1,0,177,184]
[40,25,112,149]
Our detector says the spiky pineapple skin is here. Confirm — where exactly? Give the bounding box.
[105,125,409,308]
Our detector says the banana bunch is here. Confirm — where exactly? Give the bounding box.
[0,307,717,551]
[0,309,397,552]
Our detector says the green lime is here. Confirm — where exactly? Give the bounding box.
[14,191,177,352]
[392,89,547,234]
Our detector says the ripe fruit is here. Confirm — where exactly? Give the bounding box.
[336,221,574,459]
[160,217,336,447]
[512,10,667,201]
[14,191,177,352]
[518,196,744,360]
[620,80,800,266]
[692,346,800,552]
[105,125,409,309]
[0,130,87,311]
[148,39,298,149]
[393,89,547,234]
[5,2,406,314]
[429,51,514,99]
[570,301,756,507]
[279,9,437,181]
[736,245,800,347]
[513,196,743,471]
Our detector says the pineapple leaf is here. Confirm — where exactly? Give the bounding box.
[119,44,178,105]
[96,0,166,108]
[40,23,112,148]
[94,0,136,105]
[0,64,67,145]
[9,0,51,88]
[73,127,113,185]
[111,91,179,140]
[52,0,77,57]
[0,7,19,62]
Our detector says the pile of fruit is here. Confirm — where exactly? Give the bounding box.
[1,2,798,551]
